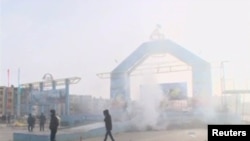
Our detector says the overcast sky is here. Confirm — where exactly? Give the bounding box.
[1,0,250,97]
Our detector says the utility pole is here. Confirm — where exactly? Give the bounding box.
[220,61,229,106]
[220,61,229,93]
[17,68,21,117]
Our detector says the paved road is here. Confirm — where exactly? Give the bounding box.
[0,127,24,141]
[0,122,104,141]
[0,124,51,141]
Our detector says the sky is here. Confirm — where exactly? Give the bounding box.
[1,0,250,98]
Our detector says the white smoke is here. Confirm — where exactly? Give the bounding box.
[130,72,166,130]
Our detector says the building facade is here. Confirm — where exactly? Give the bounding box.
[0,86,17,116]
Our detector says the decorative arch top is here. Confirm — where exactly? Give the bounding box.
[110,39,212,100]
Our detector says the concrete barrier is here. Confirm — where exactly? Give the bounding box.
[14,133,49,141]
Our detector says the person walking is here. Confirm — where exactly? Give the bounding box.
[103,109,115,141]
[49,109,59,141]
[39,113,46,131]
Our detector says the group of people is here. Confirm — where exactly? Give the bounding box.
[27,109,59,141]
[27,112,46,132]
[26,109,115,141]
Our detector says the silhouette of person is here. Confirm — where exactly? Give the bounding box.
[27,113,35,132]
[49,109,59,141]
[103,109,115,141]
[39,113,46,131]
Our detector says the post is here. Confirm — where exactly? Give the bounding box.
[6,69,10,115]
[220,61,230,92]
[52,81,57,111]
[17,68,21,117]
[65,79,70,115]
[220,62,225,93]
[29,84,33,114]
[39,82,44,113]
[220,61,229,105]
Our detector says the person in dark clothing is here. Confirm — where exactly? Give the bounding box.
[103,109,115,141]
[27,113,35,132]
[49,109,59,141]
[39,113,46,131]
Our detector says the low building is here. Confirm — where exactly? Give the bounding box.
[0,86,17,116]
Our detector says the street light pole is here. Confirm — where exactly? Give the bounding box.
[220,61,229,94]
[17,68,21,117]
[220,61,229,106]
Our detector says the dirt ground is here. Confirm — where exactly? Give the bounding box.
[0,124,51,141]
[0,127,20,141]
[82,129,207,141]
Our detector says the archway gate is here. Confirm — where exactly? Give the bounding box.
[110,40,212,101]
